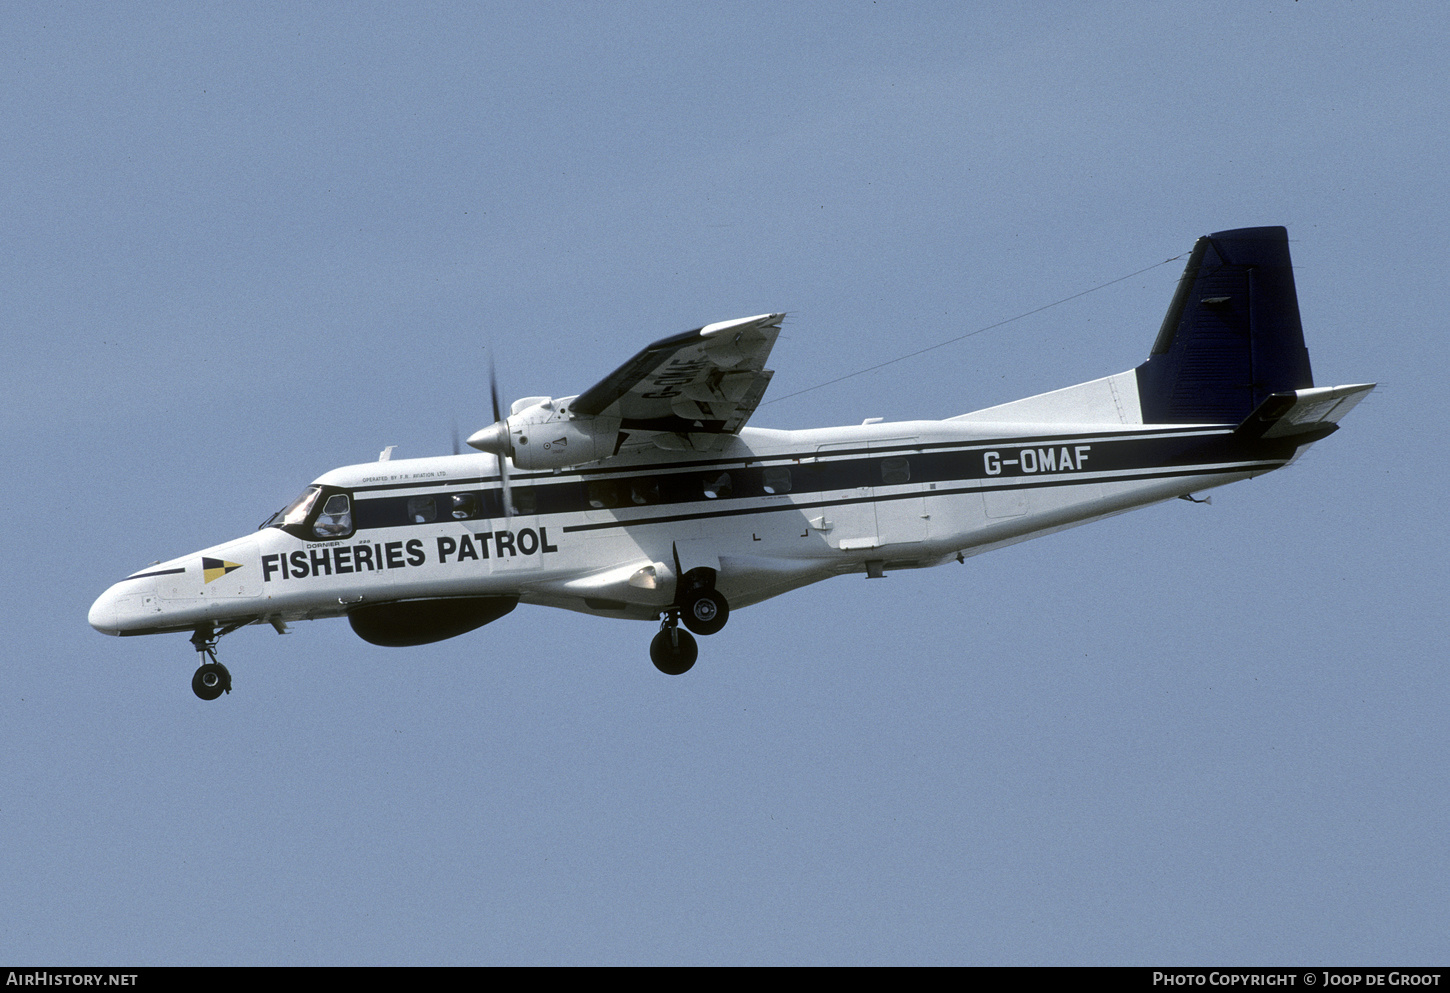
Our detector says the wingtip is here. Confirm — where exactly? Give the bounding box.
[699,313,785,337]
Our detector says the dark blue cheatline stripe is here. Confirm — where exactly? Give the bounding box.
[123,567,186,581]
[556,460,1285,534]
[349,429,1292,534]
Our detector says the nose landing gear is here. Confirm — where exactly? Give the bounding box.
[650,610,698,675]
[192,661,231,701]
[189,626,234,701]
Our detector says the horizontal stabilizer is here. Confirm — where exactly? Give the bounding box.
[1235,383,1375,439]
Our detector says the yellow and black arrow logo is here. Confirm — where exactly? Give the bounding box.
[202,557,243,584]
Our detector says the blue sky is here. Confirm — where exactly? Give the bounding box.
[3,2,1445,964]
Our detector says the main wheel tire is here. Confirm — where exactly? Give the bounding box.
[681,590,729,636]
[192,662,231,700]
[650,627,698,675]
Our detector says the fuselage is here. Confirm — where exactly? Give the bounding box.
[88,413,1304,640]
[86,228,1373,691]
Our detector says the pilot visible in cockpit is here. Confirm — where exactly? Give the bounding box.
[313,494,353,537]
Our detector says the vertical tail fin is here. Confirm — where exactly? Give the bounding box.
[1135,226,1314,424]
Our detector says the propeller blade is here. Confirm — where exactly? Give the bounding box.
[489,355,513,520]
[490,357,503,424]
[499,451,512,520]
[450,417,461,457]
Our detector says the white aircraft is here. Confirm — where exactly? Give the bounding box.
[90,226,1373,698]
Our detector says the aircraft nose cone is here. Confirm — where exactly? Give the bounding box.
[88,585,123,636]
[467,421,509,455]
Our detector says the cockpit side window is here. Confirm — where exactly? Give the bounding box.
[313,494,353,538]
[263,484,358,540]
[261,485,322,530]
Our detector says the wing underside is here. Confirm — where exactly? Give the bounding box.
[571,313,784,451]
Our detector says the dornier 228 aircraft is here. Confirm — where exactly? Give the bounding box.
[90,226,1373,699]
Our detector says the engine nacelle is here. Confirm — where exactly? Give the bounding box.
[503,399,620,471]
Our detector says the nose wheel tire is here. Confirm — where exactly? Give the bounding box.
[681,590,729,636]
[650,625,698,675]
[192,661,232,701]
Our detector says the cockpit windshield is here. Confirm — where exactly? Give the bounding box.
[260,485,322,531]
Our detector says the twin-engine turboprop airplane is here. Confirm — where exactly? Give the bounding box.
[90,227,1373,698]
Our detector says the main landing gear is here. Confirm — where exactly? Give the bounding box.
[651,571,730,675]
[681,587,729,636]
[189,626,234,701]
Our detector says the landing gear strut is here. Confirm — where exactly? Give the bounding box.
[189,626,234,701]
[650,610,698,675]
[651,567,729,673]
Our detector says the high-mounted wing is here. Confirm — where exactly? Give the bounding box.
[571,313,784,446]
[467,313,785,470]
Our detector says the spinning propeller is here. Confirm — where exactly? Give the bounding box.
[465,359,513,519]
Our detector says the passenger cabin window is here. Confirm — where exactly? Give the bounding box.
[450,494,479,520]
[880,458,911,485]
[407,496,436,524]
[313,494,353,538]
[762,467,791,494]
[586,480,620,510]
[509,485,537,516]
[702,472,732,500]
[630,479,660,505]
